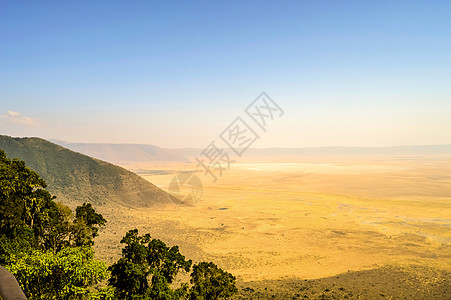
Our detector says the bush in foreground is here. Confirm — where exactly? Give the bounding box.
[0,149,237,299]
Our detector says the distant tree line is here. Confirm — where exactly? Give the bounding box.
[0,150,237,299]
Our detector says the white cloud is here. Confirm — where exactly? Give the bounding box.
[0,110,42,127]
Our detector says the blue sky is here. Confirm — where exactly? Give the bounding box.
[1,1,450,147]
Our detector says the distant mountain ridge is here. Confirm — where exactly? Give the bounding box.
[244,144,451,156]
[51,140,190,164]
[51,141,451,165]
[0,135,179,207]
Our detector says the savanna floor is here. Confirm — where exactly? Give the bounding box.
[93,156,450,297]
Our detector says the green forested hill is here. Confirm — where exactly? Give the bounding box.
[0,135,179,207]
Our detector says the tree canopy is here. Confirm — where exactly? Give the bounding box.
[109,229,192,299]
[190,262,238,300]
[0,150,109,299]
[0,149,237,299]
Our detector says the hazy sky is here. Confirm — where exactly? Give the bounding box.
[1,1,450,148]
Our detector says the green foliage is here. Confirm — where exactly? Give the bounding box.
[76,203,107,233]
[0,149,237,300]
[0,229,35,264]
[39,201,73,252]
[0,150,107,252]
[0,149,53,242]
[73,202,107,246]
[145,273,189,300]
[109,229,192,300]
[88,286,115,300]
[109,230,237,299]
[189,262,238,300]
[0,150,109,299]
[5,246,109,300]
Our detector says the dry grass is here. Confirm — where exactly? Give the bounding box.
[94,156,451,284]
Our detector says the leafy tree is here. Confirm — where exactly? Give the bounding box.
[0,229,35,264]
[39,201,73,252]
[1,150,237,300]
[109,229,192,300]
[146,272,189,300]
[189,262,238,300]
[0,150,53,241]
[5,246,109,300]
[72,202,107,246]
[0,150,107,251]
[0,150,110,299]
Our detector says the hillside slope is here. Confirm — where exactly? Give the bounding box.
[0,135,179,207]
